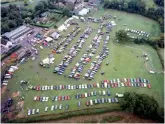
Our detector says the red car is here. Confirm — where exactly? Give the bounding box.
[86,101,89,106]
[62,85,65,89]
[128,82,131,87]
[124,82,127,87]
[111,83,114,88]
[147,84,151,89]
[64,96,67,100]
[58,96,62,101]
[141,83,144,87]
[127,78,130,82]
[93,83,97,87]
[82,94,85,98]
[37,96,40,101]
[68,96,70,100]
[114,83,117,87]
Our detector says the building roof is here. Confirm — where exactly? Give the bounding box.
[50,32,60,39]
[1,38,8,45]
[2,25,32,40]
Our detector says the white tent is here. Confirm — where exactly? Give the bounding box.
[111,21,116,26]
[78,8,89,16]
[45,37,53,42]
[42,57,55,64]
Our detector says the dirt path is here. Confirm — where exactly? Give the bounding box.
[40,111,157,123]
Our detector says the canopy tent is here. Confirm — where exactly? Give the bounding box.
[78,8,89,16]
[42,57,55,64]
[45,37,53,42]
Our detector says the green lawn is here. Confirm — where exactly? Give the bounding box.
[2,9,163,118]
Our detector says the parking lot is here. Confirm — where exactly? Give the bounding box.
[1,9,164,118]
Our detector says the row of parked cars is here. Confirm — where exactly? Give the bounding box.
[69,26,104,80]
[87,17,103,23]
[34,95,71,102]
[54,27,93,76]
[84,23,111,80]
[86,97,118,106]
[27,104,69,115]
[75,90,111,99]
[31,78,150,92]
[125,28,150,38]
[55,26,81,54]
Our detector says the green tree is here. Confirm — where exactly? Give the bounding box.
[24,0,28,6]
[8,20,16,28]
[2,24,10,33]
[115,30,129,42]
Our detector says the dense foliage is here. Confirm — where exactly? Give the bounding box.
[1,5,34,34]
[104,0,164,32]
[115,30,129,42]
[120,92,164,122]
[154,0,164,6]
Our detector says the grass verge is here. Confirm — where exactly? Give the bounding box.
[7,107,121,123]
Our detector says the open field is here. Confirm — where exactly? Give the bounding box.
[1,9,164,119]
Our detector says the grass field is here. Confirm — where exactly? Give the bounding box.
[1,9,164,118]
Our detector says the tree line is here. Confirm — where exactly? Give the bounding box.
[103,0,164,32]
[119,92,164,122]
[154,0,164,6]
[115,30,164,49]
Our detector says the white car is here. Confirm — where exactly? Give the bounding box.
[42,97,45,101]
[97,83,100,88]
[85,93,88,97]
[121,83,124,87]
[47,86,50,90]
[59,104,62,110]
[108,98,111,103]
[36,109,39,114]
[144,83,147,87]
[32,109,35,114]
[117,78,120,83]
[113,79,116,83]
[79,85,82,89]
[71,85,73,90]
[90,100,93,105]
[45,107,48,112]
[28,109,31,116]
[91,92,93,96]
[124,78,127,82]
[46,97,49,101]
[45,86,48,90]
[34,96,37,101]
[51,85,53,90]
[84,84,87,89]
[68,85,71,89]
[51,106,54,111]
